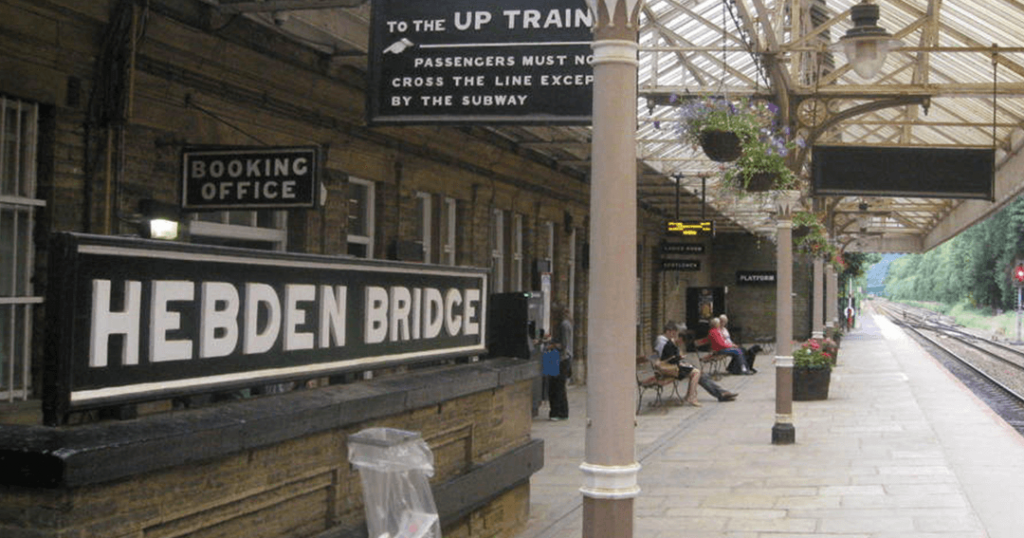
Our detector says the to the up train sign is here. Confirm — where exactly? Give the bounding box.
[44,233,487,425]
[367,0,594,124]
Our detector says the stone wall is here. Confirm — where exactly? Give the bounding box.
[0,360,540,538]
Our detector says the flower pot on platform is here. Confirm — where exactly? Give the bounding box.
[793,367,831,401]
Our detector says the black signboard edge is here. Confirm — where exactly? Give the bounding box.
[43,232,490,424]
[43,233,81,426]
[365,114,594,127]
[180,145,322,211]
[811,186,994,201]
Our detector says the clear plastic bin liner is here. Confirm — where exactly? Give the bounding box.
[348,428,441,538]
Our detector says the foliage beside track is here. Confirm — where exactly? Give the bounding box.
[883,195,1024,312]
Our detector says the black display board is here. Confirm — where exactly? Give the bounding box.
[44,233,488,424]
[812,145,994,200]
[367,0,594,124]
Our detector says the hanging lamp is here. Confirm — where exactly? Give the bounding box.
[834,1,902,79]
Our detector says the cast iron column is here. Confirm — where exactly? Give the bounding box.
[826,264,839,330]
[772,193,798,445]
[581,1,643,537]
[812,258,824,339]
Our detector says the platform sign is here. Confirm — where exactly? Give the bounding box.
[737,271,776,285]
[367,0,594,124]
[43,233,488,424]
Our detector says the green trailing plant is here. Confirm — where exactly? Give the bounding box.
[677,96,769,149]
[721,133,799,192]
[792,210,841,268]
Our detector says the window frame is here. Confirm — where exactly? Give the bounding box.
[440,196,457,266]
[415,191,432,263]
[347,177,376,259]
[188,210,288,251]
[491,208,505,293]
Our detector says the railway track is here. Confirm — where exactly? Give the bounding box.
[874,299,1024,436]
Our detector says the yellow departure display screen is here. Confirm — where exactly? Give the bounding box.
[667,220,714,237]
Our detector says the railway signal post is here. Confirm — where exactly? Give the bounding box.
[1013,262,1024,344]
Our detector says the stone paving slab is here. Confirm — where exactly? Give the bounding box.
[518,306,1024,538]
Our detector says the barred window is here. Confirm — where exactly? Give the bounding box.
[0,97,42,401]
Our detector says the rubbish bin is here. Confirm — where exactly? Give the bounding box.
[347,427,440,538]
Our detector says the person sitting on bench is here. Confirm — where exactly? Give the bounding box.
[656,321,738,403]
[719,315,762,374]
[698,317,752,375]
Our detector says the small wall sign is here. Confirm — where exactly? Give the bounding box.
[737,271,777,285]
[661,243,705,255]
[182,146,319,210]
[662,260,701,271]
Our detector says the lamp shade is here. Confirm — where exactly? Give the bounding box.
[834,1,902,79]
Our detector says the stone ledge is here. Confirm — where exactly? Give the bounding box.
[0,357,539,488]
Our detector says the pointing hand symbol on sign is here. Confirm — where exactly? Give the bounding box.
[383,38,415,54]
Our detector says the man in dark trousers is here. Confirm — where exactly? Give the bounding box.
[546,304,573,421]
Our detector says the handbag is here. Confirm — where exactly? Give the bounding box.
[542,350,561,376]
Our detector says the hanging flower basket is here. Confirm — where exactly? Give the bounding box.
[745,172,778,192]
[698,129,742,162]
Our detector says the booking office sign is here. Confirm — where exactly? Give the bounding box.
[367,0,594,124]
[43,233,488,425]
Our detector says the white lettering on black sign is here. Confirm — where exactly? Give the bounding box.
[368,0,593,124]
[737,271,777,285]
[182,147,318,210]
[662,260,701,271]
[44,233,488,421]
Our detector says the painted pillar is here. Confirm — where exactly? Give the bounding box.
[772,192,798,445]
[812,257,824,339]
[826,263,839,329]
[580,1,643,536]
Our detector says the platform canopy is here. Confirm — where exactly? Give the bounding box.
[197,0,1024,253]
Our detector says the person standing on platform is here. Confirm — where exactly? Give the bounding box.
[547,304,573,421]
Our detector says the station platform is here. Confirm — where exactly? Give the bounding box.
[519,305,1024,538]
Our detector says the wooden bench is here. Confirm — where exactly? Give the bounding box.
[635,355,682,413]
[694,344,729,378]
